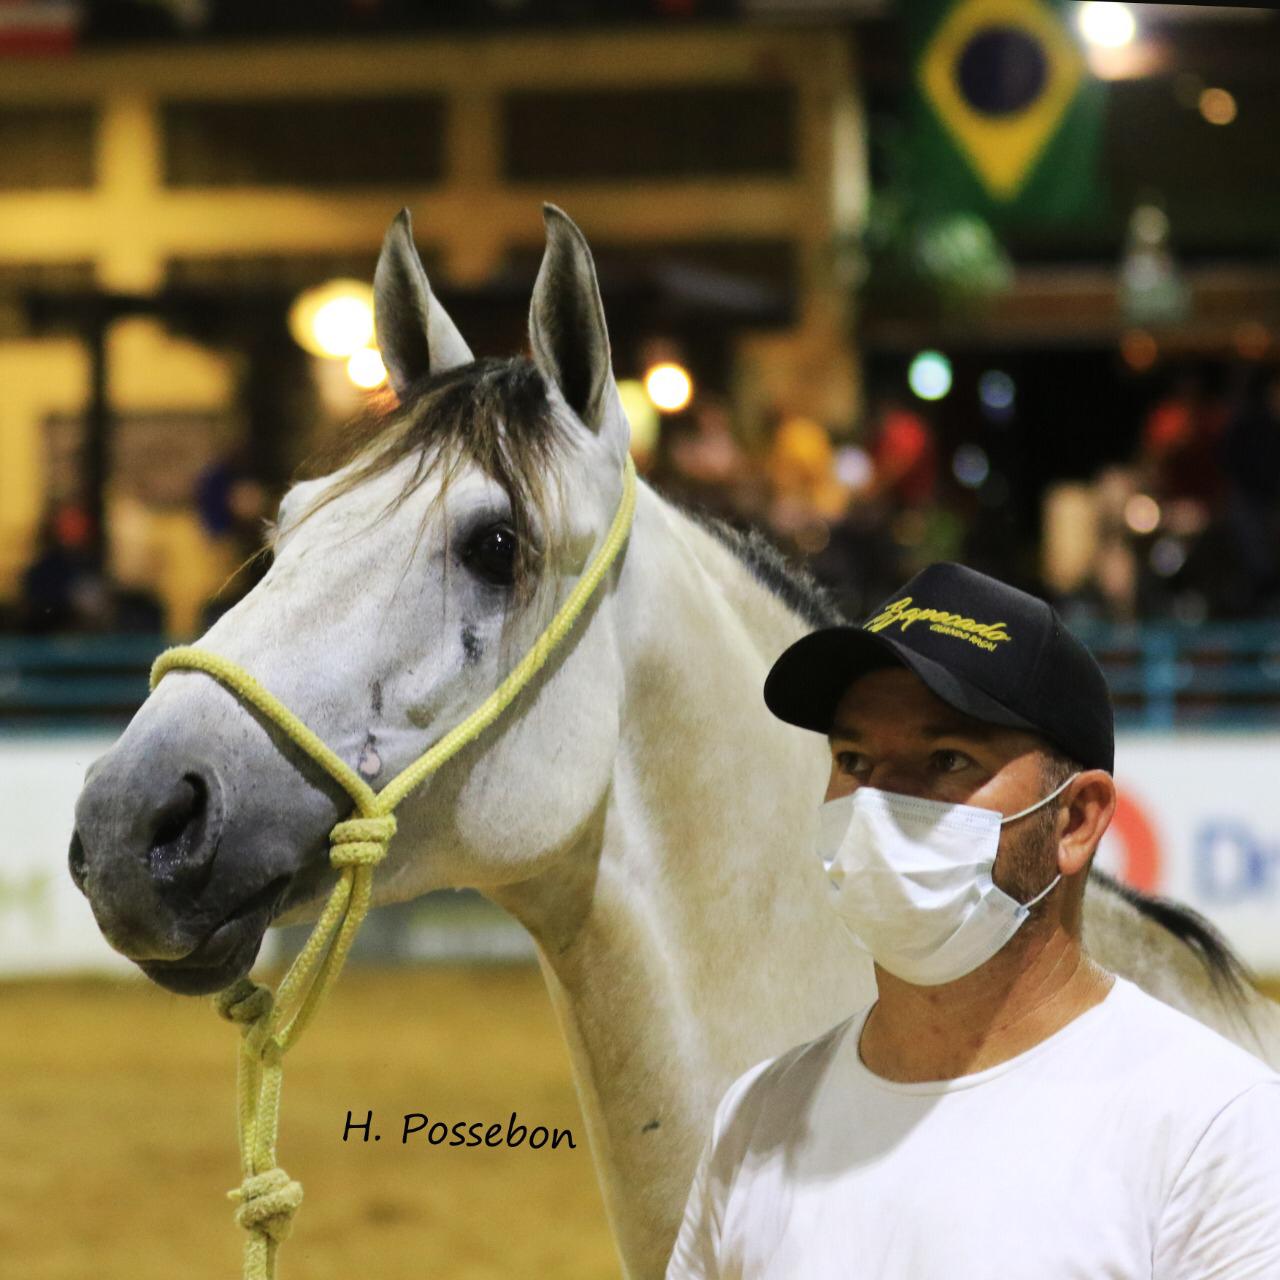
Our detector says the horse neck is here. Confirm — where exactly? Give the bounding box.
[492,484,874,1278]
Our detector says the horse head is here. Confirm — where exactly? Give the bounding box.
[70,206,634,995]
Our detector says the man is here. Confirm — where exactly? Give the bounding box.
[667,562,1280,1279]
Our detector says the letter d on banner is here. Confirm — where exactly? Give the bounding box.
[1195,822,1271,906]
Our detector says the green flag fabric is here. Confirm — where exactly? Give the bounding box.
[904,0,1104,227]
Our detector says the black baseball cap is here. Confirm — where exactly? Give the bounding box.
[763,562,1114,772]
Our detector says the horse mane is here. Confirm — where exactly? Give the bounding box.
[684,509,844,630]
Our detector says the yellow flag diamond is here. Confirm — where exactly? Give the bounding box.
[919,0,1084,201]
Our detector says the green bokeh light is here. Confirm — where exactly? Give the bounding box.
[909,350,952,401]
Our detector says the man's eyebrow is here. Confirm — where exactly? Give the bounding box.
[827,718,996,743]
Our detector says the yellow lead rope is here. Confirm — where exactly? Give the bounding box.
[149,454,636,1279]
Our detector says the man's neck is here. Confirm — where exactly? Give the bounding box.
[858,931,1115,1084]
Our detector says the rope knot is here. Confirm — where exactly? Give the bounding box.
[229,1167,304,1245]
[213,978,274,1027]
[329,814,397,867]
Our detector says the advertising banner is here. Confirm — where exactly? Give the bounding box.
[3,732,1279,977]
[1099,734,1280,974]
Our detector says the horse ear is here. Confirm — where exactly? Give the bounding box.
[374,208,473,401]
[529,205,629,457]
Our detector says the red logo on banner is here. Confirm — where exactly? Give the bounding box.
[1108,790,1161,893]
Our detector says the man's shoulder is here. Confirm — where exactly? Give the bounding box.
[711,1007,868,1144]
[1095,976,1279,1099]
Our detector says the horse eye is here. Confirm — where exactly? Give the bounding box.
[463,523,517,587]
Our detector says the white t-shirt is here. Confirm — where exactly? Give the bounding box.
[667,976,1280,1279]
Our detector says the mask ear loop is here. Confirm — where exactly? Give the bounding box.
[998,772,1081,908]
[998,772,1081,826]
[1020,869,1063,910]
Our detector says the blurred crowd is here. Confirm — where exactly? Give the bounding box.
[648,361,1280,626]
[7,451,268,637]
[7,361,1280,637]
[646,389,954,622]
[1081,364,1280,623]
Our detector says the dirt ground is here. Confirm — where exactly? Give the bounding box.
[6,969,1279,1280]
[0,967,619,1280]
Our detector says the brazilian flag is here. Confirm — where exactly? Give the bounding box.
[905,0,1104,226]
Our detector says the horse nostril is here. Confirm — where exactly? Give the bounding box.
[147,773,216,891]
[68,829,88,892]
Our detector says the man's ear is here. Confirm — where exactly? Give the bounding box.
[1057,771,1117,877]
[374,207,473,401]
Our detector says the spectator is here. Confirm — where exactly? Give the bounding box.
[764,412,848,539]
[859,390,939,512]
[19,503,111,634]
[1139,369,1226,519]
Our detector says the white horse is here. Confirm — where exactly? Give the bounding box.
[71,206,1280,1280]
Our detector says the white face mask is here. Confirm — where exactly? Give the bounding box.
[816,775,1079,987]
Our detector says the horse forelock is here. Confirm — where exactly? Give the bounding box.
[288,356,573,600]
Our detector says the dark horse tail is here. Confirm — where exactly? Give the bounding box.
[1090,867,1255,1002]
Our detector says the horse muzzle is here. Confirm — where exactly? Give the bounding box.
[70,746,297,994]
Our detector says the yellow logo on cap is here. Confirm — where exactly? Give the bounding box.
[865,596,1011,653]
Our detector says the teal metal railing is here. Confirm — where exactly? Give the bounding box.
[1072,622,1280,731]
[0,635,167,728]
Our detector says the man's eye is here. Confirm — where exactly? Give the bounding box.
[835,751,869,776]
[931,749,972,773]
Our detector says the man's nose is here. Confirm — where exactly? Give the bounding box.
[824,761,930,802]
[864,763,934,799]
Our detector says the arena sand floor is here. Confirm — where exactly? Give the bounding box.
[0,967,618,1280]
[6,968,1279,1279]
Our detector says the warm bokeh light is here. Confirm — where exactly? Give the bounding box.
[644,361,694,413]
[1120,329,1158,373]
[1124,493,1161,536]
[1198,87,1238,126]
[908,350,952,401]
[314,296,375,358]
[1085,40,1165,82]
[346,346,388,390]
[1077,2,1136,49]
[288,279,376,359]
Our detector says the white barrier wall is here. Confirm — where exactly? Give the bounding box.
[2,731,134,977]
[3,731,1279,977]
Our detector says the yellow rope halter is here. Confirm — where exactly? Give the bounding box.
[148,453,636,1280]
